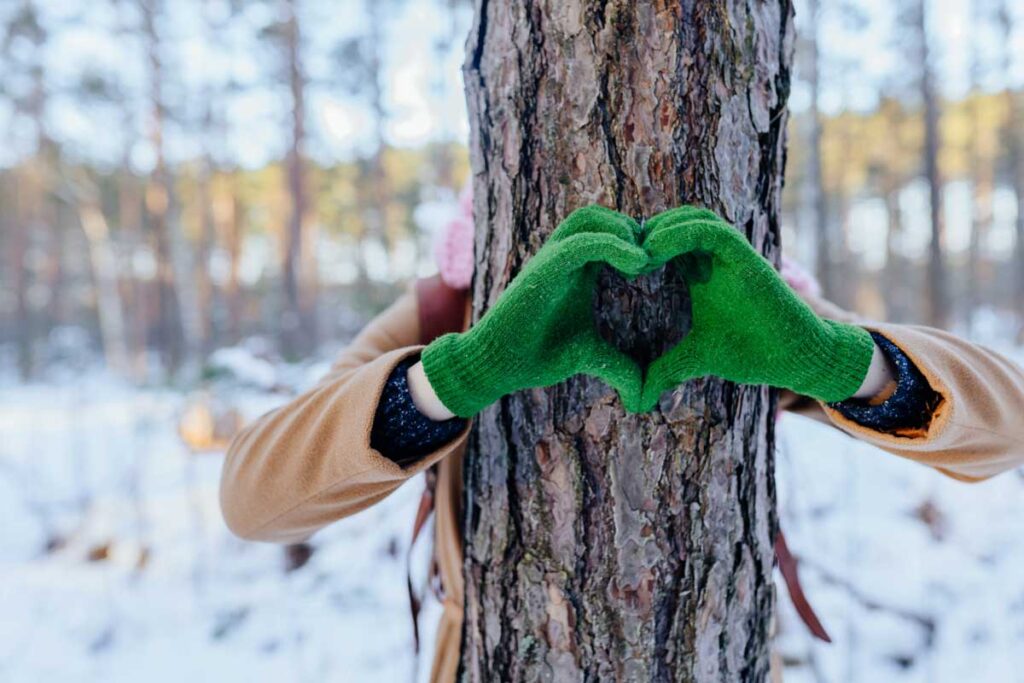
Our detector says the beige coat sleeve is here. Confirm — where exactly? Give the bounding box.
[780,293,1024,482]
[220,288,469,543]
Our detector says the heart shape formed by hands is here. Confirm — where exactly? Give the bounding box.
[589,206,720,409]
[422,203,874,418]
[591,204,875,412]
[592,263,691,370]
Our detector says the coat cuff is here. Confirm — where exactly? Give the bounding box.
[827,332,942,434]
[817,324,955,454]
[371,355,468,467]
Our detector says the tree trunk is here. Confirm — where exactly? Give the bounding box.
[883,171,906,321]
[196,163,215,353]
[367,0,390,258]
[806,0,831,302]
[460,1,791,680]
[832,120,856,312]
[1000,2,1024,340]
[194,0,222,354]
[9,172,33,380]
[914,0,947,329]
[353,0,393,297]
[118,167,150,380]
[281,0,316,358]
[142,0,187,373]
[77,194,131,376]
[223,171,246,344]
[1013,102,1024,340]
[967,104,993,334]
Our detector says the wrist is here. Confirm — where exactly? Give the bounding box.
[850,339,896,401]
[407,360,457,421]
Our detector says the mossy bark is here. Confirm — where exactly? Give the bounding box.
[460,1,793,680]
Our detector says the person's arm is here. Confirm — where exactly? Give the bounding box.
[221,205,650,543]
[219,289,469,543]
[776,284,896,418]
[643,206,1024,482]
[775,282,1024,481]
[820,322,1024,481]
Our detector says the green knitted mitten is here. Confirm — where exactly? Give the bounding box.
[422,205,649,417]
[639,206,875,410]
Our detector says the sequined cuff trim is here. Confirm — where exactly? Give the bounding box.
[828,332,941,433]
[370,356,468,468]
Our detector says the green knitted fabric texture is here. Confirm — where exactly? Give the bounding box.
[422,203,875,417]
[421,205,649,418]
[639,205,876,410]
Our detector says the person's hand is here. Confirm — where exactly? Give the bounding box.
[421,205,649,417]
[639,206,876,410]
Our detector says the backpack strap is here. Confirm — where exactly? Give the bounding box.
[776,529,832,642]
[406,467,438,654]
[407,276,470,654]
[416,274,469,348]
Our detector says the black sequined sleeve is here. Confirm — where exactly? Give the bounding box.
[370,356,468,468]
[828,331,941,433]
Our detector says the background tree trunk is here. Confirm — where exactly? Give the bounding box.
[76,193,131,376]
[9,172,33,380]
[880,98,907,321]
[912,0,947,329]
[460,1,792,680]
[223,171,246,345]
[281,0,316,358]
[141,0,187,373]
[1000,1,1024,341]
[967,8,994,337]
[806,0,831,303]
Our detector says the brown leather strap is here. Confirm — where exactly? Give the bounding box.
[407,474,435,654]
[407,277,470,655]
[416,275,468,347]
[776,529,832,643]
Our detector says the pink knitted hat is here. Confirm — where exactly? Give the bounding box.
[434,183,475,290]
[780,255,821,298]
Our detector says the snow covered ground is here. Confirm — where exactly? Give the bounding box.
[1,342,1023,682]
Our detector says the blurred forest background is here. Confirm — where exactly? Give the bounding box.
[2,1,1024,682]
[0,0,473,385]
[0,0,1021,385]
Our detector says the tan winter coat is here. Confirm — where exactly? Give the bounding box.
[220,281,1024,682]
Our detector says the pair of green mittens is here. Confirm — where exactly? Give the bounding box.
[421,205,875,418]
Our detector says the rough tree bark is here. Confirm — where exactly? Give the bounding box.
[461,1,792,681]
